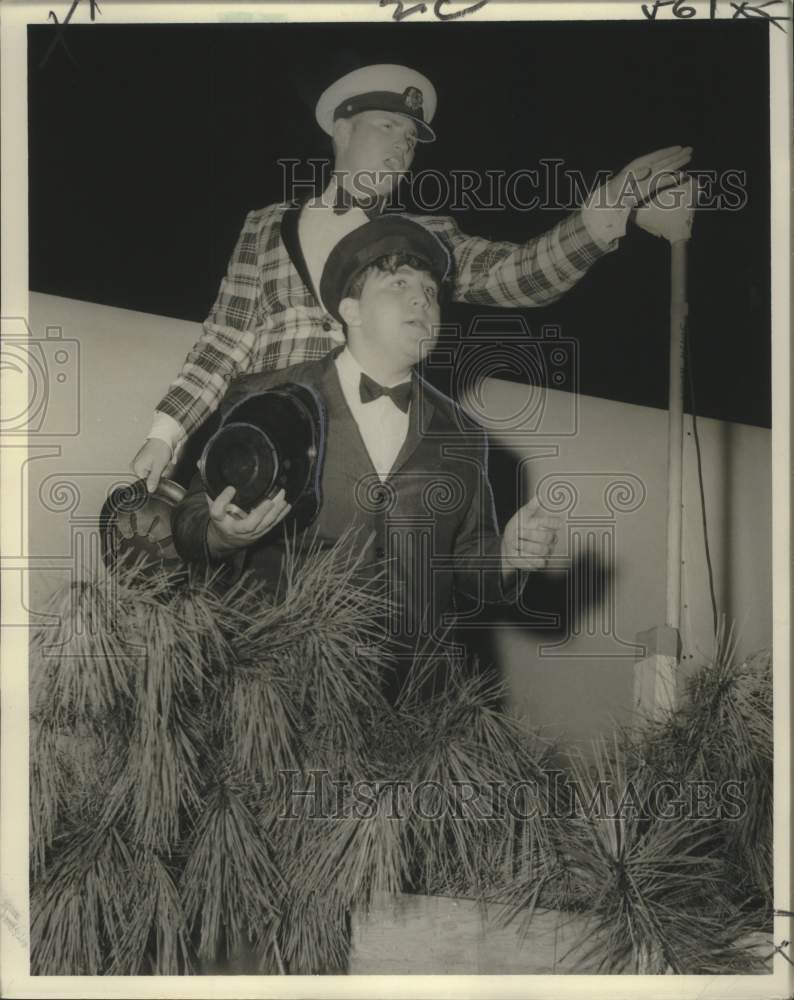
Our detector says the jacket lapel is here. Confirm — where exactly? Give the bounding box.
[279,201,321,304]
[317,352,380,481]
[387,375,436,479]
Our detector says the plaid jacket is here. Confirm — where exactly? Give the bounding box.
[157,203,613,442]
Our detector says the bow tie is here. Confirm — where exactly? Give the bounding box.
[333,186,385,220]
[359,372,412,413]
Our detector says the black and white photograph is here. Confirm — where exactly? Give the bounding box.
[0,0,791,995]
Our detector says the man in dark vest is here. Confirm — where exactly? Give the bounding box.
[173,216,562,697]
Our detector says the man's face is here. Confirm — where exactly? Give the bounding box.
[343,264,441,371]
[335,111,418,196]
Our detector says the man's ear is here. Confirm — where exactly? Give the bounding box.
[338,296,360,329]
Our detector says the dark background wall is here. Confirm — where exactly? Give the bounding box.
[28,19,771,427]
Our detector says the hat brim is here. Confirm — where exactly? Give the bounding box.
[320,220,450,325]
[316,64,437,140]
[333,103,435,142]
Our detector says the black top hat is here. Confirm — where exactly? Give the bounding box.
[320,216,450,324]
[198,382,326,529]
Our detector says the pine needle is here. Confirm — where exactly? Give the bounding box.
[31,825,135,975]
[108,846,194,974]
[276,889,352,974]
[180,778,285,961]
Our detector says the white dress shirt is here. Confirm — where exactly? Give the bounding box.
[299,177,371,308]
[334,348,410,482]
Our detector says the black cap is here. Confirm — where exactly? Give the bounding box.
[320,217,450,324]
[199,382,326,527]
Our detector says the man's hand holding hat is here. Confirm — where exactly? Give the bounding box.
[206,486,291,558]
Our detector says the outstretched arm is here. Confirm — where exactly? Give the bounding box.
[419,210,610,310]
[418,146,692,310]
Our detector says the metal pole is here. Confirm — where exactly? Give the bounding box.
[633,190,694,718]
[665,239,688,632]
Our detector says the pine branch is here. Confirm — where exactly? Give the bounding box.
[275,888,352,974]
[221,661,304,784]
[180,778,285,962]
[31,825,136,975]
[108,846,194,975]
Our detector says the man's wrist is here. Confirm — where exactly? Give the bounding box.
[202,519,249,581]
[499,561,526,602]
[147,411,186,460]
[579,200,631,249]
[206,520,243,560]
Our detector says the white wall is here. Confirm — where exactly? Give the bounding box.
[467,377,771,748]
[18,293,771,746]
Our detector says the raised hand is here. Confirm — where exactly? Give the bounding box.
[501,495,561,576]
[596,145,694,211]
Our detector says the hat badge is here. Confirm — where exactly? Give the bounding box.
[403,86,424,112]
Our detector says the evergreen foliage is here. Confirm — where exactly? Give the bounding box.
[30,553,772,976]
[499,620,773,974]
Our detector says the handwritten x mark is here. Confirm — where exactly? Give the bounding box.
[39,0,102,70]
[730,0,789,30]
[763,939,793,968]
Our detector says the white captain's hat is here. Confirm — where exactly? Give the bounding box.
[315,64,437,142]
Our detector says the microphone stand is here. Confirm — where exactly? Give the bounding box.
[634,191,695,718]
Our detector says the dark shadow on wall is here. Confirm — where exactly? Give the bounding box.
[464,444,619,682]
[462,548,617,682]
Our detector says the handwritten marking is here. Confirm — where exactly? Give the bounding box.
[379,0,428,18]
[766,939,793,968]
[379,0,490,21]
[642,0,697,18]
[434,0,490,18]
[39,0,102,70]
[730,0,789,29]
[641,0,787,26]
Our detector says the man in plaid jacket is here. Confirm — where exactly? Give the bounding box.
[131,63,692,490]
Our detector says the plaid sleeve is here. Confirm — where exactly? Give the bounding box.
[154,209,269,438]
[415,210,617,308]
